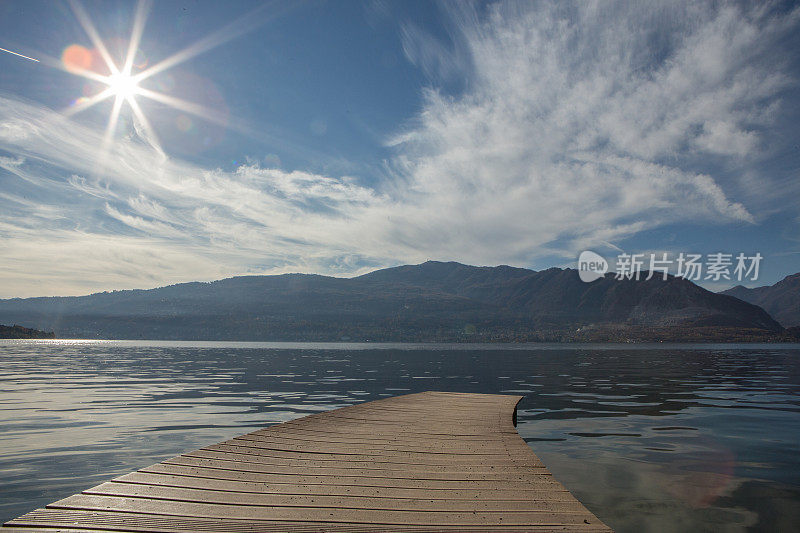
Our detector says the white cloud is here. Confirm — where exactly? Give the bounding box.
[400,22,471,83]
[695,121,759,156]
[0,1,797,296]
[385,1,796,261]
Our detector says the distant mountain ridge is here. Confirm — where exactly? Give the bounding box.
[721,273,800,327]
[0,261,786,341]
[0,324,55,339]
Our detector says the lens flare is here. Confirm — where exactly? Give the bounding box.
[175,115,193,132]
[61,44,93,73]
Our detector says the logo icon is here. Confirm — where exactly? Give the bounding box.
[578,251,608,283]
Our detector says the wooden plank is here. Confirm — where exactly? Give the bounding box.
[115,471,574,499]
[243,430,514,447]
[44,494,601,525]
[197,441,540,466]
[164,455,550,481]
[6,509,612,532]
[82,483,589,512]
[138,463,561,490]
[3,391,612,532]
[184,447,543,471]
[230,434,515,454]
[170,453,549,478]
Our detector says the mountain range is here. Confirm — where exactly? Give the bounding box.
[0,261,795,342]
[721,273,800,328]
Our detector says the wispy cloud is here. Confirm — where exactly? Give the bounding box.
[388,1,798,261]
[0,1,797,296]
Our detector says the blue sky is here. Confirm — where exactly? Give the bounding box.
[0,0,799,297]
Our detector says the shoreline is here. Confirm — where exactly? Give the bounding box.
[3,338,800,350]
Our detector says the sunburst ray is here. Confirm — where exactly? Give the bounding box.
[134,0,283,84]
[135,87,229,128]
[68,0,119,76]
[63,87,115,117]
[122,0,151,76]
[126,95,164,157]
[48,0,285,160]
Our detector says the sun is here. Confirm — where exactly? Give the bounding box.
[58,0,253,159]
[106,72,140,99]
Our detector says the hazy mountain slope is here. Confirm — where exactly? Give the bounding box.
[0,261,783,340]
[721,273,800,327]
[0,324,55,339]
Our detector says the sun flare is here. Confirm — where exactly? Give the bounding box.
[106,72,139,99]
[58,0,246,160]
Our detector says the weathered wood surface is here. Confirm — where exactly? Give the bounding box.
[3,391,611,532]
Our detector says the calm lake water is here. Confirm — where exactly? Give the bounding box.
[1,340,799,532]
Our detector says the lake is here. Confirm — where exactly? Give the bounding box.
[1,340,798,532]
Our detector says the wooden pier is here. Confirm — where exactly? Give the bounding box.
[3,391,611,532]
